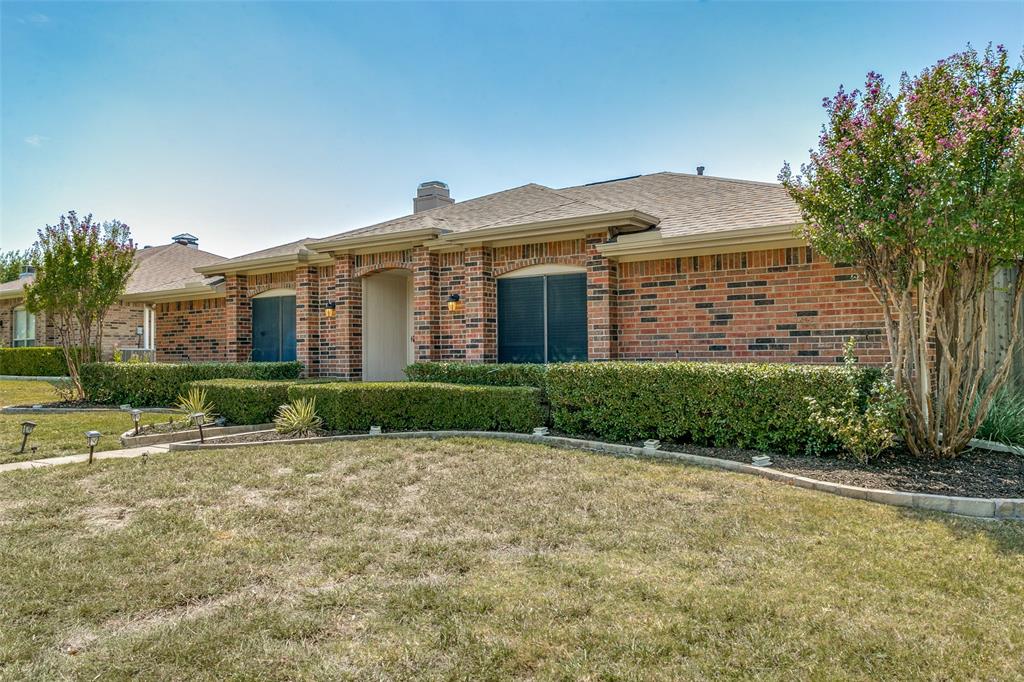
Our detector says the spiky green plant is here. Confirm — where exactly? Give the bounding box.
[176,387,216,423]
[976,381,1024,448]
[274,397,323,437]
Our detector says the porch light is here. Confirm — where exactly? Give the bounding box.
[447,293,463,313]
[85,430,102,464]
[323,301,337,318]
[19,421,36,454]
[130,409,143,436]
[190,412,207,443]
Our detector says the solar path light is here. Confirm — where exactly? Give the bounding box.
[19,421,36,454]
[85,430,102,465]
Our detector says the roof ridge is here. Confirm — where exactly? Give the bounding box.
[656,171,786,189]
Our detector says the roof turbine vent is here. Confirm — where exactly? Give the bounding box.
[696,166,706,176]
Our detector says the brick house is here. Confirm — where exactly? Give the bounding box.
[0,234,225,359]
[170,171,887,379]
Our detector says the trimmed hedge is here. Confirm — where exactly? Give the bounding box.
[405,362,549,389]
[546,362,880,455]
[80,361,303,407]
[288,382,545,433]
[187,379,295,425]
[0,346,68,376]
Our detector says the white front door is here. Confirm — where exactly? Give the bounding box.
[362,270,414,381]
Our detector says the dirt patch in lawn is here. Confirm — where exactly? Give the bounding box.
[664,443,1023,498]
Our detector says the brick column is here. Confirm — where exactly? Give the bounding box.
[412,246,439,362]
[225,274,252,362]
[331,254,362,379]
[586,234,617,361]
[295,265,320,377]
[464,245,496,363]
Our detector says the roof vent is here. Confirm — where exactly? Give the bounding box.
[696,166,705,176]
[414,181,454,213]
[172,233,199,249]
[19,265,36,279]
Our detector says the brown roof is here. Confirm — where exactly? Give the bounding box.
[0,243,225,300]
[309,172,801,246]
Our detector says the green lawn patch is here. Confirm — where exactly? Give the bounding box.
[1,438,1021,679]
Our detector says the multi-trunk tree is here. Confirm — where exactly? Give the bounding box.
[781,45,1024,458]
[24,212,136,399]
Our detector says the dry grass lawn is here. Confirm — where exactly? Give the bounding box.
[1,437,1022,680]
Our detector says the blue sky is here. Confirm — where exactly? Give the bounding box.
[2,1,1022,257]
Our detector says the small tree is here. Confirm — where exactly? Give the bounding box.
[25,212,136,399]
[781,45,1024,458]
[0,250,30,282]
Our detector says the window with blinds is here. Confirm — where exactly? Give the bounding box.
[497,273,587,363]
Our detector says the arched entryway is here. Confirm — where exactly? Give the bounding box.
[252,288,296,362]
[362,269,414,381]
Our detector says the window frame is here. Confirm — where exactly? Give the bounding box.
[12,306,36,347]
[496,267,588,364]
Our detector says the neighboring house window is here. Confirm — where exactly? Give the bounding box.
[143,306,156,350]
[13,307,36,347]
[497,271,588,363]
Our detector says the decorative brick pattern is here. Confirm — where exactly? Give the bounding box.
[326,255,362,379]
[412,246,439,362]
[294,266,320,377]
[224,274,252,362]
[156,298,227,362]
[616,247,886,364]
[463,246,496,362]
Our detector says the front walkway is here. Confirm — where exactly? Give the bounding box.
[0,445,170,473]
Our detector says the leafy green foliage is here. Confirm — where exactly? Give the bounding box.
[545,361,880,456]
[287,382,545,433]
[175,387,217,423]
[80,361,302,407]
[0,347,69,377]
[0,250,30,283]
[806,340,904,463]
[405,362,549,389]
[975,382,1024,447]
[24,212,137,399]
[780,46,1024,457]
[186,379,296,425]
[274,397,323,437]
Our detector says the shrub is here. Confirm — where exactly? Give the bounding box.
[545,362,880,456]
[287,382,545,433]
[176,387,217,424]
[405,362,549,389]
[80,361,302,407]
[976,381,1024,447]
[274,397,323,437]
[186,379,296,425]
[806,340,903,463]
[0,346,94,377]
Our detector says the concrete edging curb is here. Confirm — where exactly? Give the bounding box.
[119,423,274,447]
[168,429,1024,521]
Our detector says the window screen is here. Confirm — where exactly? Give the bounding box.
[497,272,587,363]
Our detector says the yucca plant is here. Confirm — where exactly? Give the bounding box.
[274,397,323,437]
[975,381,1024,448]
[176,387,217,424]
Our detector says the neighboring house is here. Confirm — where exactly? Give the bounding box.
[0,234,225,360]
[171,171,887,379]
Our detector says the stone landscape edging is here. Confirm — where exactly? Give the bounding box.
[168,429,1024,521]
[119,423,275,447]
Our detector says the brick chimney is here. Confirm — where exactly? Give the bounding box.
[413,181,454,213]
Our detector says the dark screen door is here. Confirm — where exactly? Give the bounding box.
[252,295,296,362]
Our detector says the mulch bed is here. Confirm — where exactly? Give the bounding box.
[662,443,1023,498]
[198,428,1023,499]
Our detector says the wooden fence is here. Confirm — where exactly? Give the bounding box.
[988,266,1024,388]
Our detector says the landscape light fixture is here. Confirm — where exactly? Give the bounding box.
[447,293,463,313]
[19,421,36,454]
[190,412,207,443]
[85,430,102,464]
[323,301,336,318]
[131,409,143,436]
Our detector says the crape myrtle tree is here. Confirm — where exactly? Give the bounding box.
[780,45,1024,458]
[25,212,136,399]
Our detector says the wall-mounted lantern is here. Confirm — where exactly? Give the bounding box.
[323,301,337,319]
[447,293,463,313]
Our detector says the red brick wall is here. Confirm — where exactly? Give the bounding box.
[616,246,887,364]
[2,297,144,359]
[155,298,228,362]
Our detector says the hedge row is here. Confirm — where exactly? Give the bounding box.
[187,379,295,425]
[405,362,548,389]
[289,382,545,433]
[0,347,68,376]
[545,362,879,455]
[81,361,303,406]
